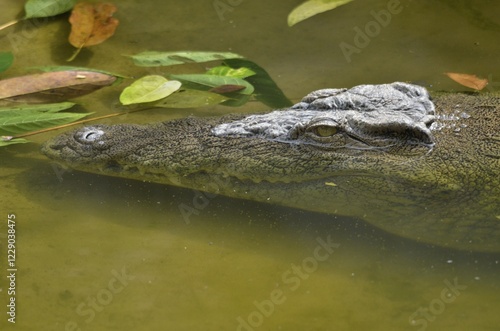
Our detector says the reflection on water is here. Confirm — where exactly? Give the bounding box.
[0,0,499,330]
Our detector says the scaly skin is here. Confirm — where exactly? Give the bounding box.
[41,84,500,252]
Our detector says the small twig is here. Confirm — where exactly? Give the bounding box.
[0,19,20,31]
[67,44,84,62]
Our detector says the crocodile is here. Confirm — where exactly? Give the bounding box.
[41,82,500,252]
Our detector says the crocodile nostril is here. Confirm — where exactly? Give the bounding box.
[75,127,105,143]
[85,131,97,140]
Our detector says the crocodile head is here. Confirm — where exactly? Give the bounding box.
[213,82,436,154]
[41,82,500,252]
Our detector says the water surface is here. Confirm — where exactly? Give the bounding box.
[0,0,499,330]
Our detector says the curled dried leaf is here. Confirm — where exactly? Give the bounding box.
[68,2,119,61]
[445,72,488,90]
[0,70,117,103]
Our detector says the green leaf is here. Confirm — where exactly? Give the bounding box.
[170,74,254,95]
[0,138,29,147]
[24,0,77,19]
[120,75,182,105]
[206,66,256,79]
[223,59,293,108]
[0,102,76,113]
[155,89,228,108]
[0,102,89,135]
[128,51,244,67]
[0,52,14,73]
[288,0,355,27]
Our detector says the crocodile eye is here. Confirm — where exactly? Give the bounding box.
[313,125,338,137]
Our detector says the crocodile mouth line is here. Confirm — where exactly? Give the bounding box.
[96,160,325,185]
[96,160,369,187]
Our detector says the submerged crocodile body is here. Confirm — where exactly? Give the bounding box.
[41,83,500,252]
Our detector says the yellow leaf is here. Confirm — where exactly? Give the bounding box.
[445,72,488,90]
[288,0,354,27]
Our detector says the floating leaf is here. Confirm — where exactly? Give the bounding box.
[206,66,255,94]
[24,0,77,19]
[68,2,119,61]
[288,0,355,27]
[0,138,29,147]
[445,72,488,90]
[128,51,244,67]
[30,65,126,84]
[170,74,254,95]
[69,2,119,47]
[155,89,228,108]
[206,66,256,79]
[223,59,292,108]
[0,102,90,135]
[0,102,76,113]
[0,70,117,103]
[119,75,182,105]
[0,52,14,73]
[209,85,246,94]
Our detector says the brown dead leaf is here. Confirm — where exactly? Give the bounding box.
[68,2,119,61]
[0,71,117,103]
[445,72,488,90]
[209,84,246,94]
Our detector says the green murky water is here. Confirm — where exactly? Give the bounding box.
[1,0,499,330]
